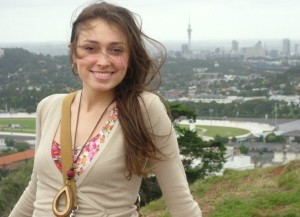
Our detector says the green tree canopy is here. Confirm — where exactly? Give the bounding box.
[168,102,197,122]
[176,126,226,183]
[266,133,286,143]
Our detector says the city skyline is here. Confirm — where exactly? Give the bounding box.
[0,0,300,43]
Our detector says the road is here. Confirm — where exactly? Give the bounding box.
[0,132,36,144]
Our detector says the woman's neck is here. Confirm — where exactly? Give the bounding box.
[79,89,115,113]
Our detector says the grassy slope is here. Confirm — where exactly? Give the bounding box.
[141,160,300,217]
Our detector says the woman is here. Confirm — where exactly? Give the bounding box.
[9,1,202,217]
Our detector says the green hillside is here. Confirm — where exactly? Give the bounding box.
[1,159,299,217]
[141,160,300,217]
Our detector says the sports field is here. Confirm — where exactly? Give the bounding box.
[0,118,251,138]
[180,124,249,138]
[0,118,35,134]
[197,125,250,138]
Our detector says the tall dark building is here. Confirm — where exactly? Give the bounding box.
[295,44,299,56]
[282,38,291,56]
[232,40,239,53]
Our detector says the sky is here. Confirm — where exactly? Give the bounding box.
[0,0,300,44]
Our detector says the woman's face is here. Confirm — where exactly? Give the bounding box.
[72,19,129,94]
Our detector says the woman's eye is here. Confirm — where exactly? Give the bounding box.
[109,47,123,55]
[78,45,97,53]
[84,46,96,52]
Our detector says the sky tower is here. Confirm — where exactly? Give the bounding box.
[187,18,192,52]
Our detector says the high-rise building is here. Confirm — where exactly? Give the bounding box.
[187,18,192,52]
[282,38,291,57]
[232,40,239,53]
[295,44,299,56]
[241,41,266,58]
[182,19,193,57]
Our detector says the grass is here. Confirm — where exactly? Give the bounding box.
[0,118,35,134]
[140,160,300,217]
[180,124,250,138]
[197,125,250,138]
[1,119,250,138]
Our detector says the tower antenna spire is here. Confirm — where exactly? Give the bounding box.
[187,16,192,52]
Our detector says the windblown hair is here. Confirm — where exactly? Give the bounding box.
[69,1,167,179]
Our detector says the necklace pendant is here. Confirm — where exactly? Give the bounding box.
[67,167,75,180]
[69,205,78,217]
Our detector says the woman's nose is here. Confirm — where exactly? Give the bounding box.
[95,51,111,66]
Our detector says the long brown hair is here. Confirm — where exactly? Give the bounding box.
[69,1,167,179]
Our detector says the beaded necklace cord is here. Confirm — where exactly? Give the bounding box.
[66,91,115,180]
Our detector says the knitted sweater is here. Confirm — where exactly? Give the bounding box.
[9,92,202,217]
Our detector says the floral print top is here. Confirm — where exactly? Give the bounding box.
[51,106,118,181]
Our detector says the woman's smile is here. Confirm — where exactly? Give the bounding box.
[91,70,114,80]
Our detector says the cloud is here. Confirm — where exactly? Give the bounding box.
[0,0,299,43]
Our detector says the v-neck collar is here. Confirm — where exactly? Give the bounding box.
[48,102,120,187]
[75,120,120,186]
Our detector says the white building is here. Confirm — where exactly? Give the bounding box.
[273,152,300,163]
[0,138,7,150]
[222,146,255,170]
[269,95,300,105]
[224,155,255,170]
[241,41,266,58]
[193,94,241,104]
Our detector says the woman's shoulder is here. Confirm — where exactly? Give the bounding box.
[38,94,67,110]
[139,91,161,105]
[36,93,70,119]
[139,91,167,113]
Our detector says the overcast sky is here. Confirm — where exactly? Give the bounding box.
[0,0,299,44]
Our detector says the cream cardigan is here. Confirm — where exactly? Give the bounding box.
[9,92,202,217]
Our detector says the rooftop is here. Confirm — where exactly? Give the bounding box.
[0,149,34,167]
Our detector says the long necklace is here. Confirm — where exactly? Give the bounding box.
[66,91,115,180]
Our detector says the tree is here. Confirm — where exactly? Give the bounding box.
[176,126,226,183]
[214,134,229,144]
[239,143,249,154]
[266,133,286,143]
[139,176,161,206]
[4,138,15,147]
[168,102,197,122]
[293,136,300,144]
[15,142,30,152]
[231,136,237,143]
[0,169,9,181]
[0,160,33,217]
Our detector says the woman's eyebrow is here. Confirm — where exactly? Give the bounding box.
[81,40,126,46]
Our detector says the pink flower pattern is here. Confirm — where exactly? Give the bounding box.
[51,106,118,180]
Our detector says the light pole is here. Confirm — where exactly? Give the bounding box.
[209,109,214,126]
[274,103,278,130]
[235,103,239,121]
[10,108,13,135]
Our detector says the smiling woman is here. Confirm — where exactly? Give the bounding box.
[69,18,129,93]
[8,2,202,217]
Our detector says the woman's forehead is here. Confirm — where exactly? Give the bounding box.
[76,19,127,44]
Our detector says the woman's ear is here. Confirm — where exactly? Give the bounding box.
[68,44,76,64]
[68,43,73,56]
[68,43,78,75]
